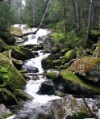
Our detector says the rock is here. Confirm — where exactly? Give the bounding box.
[69,57,100,83]
[46,71,60,80]
[35,112,55,119]
[38,81,55,95]
[0,88,18,106]
[22,65,39,73]
[0,104,12,119]
[0,30,16,45]
[12,46,35,60]
[0,53,26,91]
[54,90,65,97]
[60,70,100,95]
[12,58,23,70]
[13,89,33,101]
[64,50,76,62]
[0,39,12,52]
[51,46,60,54]
[41,55,53,70]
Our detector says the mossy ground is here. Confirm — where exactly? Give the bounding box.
[61,70,100,93]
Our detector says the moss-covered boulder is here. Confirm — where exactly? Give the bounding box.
[41,55,53,70]
[64,50,76,62]
[0,30,16,45]
[0,53,26,91]
[13,89,33,101]
[69,57,100,83]
[51,46,60,54]
[0,88,18,106]
[46,71,60,80]
[0,39,12,52]
[60,70,100,94]
[12,46,35,60]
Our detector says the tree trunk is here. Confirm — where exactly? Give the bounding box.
[61,0,67,35]
[87,0,93,36]
[72,0,81,33]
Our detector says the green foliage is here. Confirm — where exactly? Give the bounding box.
[0,1,13,29]
[51,33,65,45]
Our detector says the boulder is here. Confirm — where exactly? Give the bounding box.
[0,88,18,106]
[22,65,39,73]
[13,89,33,101]
[0,104,13,119]
[0,53,26,91]
[60,70,100,95]
[41,55,53,70]
[38,81,55,95]
[0,39,12,52]
[64,50,76,62]
[0,30,16,45]
[69,57,100,83]
[12,46,35,60]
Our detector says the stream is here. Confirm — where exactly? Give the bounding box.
[7,24,100,119]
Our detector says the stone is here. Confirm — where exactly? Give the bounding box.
[38,81,55,95]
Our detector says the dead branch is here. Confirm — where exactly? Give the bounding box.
[23,73,45,76]
[12,0,52,38]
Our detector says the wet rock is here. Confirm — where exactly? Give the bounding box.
[12,58,23,70]
[0,53,26,91]
[38,81,55,95]
[0,88,18,106]
[35,112,55,119]
[12,46,35,60]
[22,65,39,73]
[54,90,65,97]
[13,89,33,101]
[0,104,12,119]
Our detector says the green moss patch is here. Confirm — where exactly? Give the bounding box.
[61,70,100,93]
[0,53,26,91]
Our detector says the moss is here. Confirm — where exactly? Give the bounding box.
[10,26,23,36]
[93,42,100,57]
[67,112,90,119]
[0,39,12,52]
[41,55,53,70]
[13,89,33,101]
[12,46,35,60]
[64,50,74,59]
[46,71,59,80]
[0,30,16,45]
[0,88,18,105]
[69,57,100,75]
[53,59,62,65]
[0,53,26,91]
[51,46,60,54]
[60,70,100,93]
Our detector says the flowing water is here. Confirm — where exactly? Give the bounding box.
[7,24,100,119]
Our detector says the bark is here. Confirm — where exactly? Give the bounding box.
[12,0,52,38]
[87,0,93,36]
[72,0,81,33]
[61,0,67,34]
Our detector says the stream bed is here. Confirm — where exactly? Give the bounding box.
[7,25,100,119]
